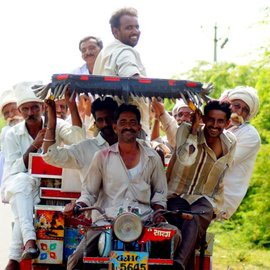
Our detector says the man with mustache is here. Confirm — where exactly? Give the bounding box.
[64,104,180,270]
[72,36,103,75]
[219,86,260,219]
[93,7,150,137]
[55,98,69,120]
[43,97,118,184]
[2,82,85,270]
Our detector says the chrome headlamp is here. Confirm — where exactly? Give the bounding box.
[113,212,143,242]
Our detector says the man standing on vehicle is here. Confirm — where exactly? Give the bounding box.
[42,97,118,183]
[220,86,261,219]
[64,104,180,270]
[93,7,150,137]
[2,82,85,270]
[152,99,237,269]
[72,36,103,75]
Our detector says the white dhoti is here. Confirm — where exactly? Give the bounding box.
[2,172,40,262]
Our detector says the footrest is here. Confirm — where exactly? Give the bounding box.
[40,188,80,200]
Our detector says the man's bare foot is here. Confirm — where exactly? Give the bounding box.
[21,239,40,260]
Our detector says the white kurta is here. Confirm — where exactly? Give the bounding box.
[71,63,90,75]
[222,123,260,218]
[0,125,11,187]
[43,132,109,191]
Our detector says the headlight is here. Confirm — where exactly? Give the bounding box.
[113,212,143,242]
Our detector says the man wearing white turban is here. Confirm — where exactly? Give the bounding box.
[172,99,193,124]
[219,86,261,219]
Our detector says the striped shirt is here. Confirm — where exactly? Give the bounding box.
[167,122,236,213]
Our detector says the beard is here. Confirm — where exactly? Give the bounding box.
[231,113,244,126]
[7,116,23,126]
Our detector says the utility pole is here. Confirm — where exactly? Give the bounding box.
[213,24,229,63]
[214,24,218,62]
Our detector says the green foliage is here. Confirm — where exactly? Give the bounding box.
[253,68,270,143]
[0,118,6,131]
[176,61,259,98]
[164,98,175,112]
[233,145,270,247]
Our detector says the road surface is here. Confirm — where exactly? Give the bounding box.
[0,202,13,268]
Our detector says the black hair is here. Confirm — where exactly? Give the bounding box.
[91,97,118,119]
[79,36,103,51]
[204,100,231,120]
[114,103,141,123]
[109,7,138,30]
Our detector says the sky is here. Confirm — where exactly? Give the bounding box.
[0,0,269,91]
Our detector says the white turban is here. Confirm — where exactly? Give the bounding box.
[220,86,260,120]
[172,99,189,116]
[0,89,17,114]
[13,81,43,107]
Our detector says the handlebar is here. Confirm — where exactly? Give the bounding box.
[151,209,206,224]
[73,206,206,224]
[76,206,106,215]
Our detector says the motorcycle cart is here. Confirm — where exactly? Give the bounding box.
[20,74,213,270]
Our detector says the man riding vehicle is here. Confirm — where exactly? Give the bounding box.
[2,82,85,270]
[64,104,181,270]
[42,97,118,184]
[72,36,103,75]
[220,86,261,219]
[152,99,237,269]
[93,7,150,138]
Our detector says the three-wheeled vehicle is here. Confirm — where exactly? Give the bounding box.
[20,74,214,270]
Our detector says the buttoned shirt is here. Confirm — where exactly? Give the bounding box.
[1,118,85,202]
[71,63,90,75]
[167,122,236,213]
[222,123,260,218]
[43,132,109,180]
[93,39,146,77]
[93,39,150,136]
[78,140,167,222]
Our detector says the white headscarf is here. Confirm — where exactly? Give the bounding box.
[0,90,17,114]
[172,99,189,116]
[13,81,43,107]
[220,86,260,120]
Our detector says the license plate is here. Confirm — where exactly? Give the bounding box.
[109,251,148,270]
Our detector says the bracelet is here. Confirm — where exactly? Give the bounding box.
[32,143,39,150]
[43,138,56,142]
[46,127,55,130]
